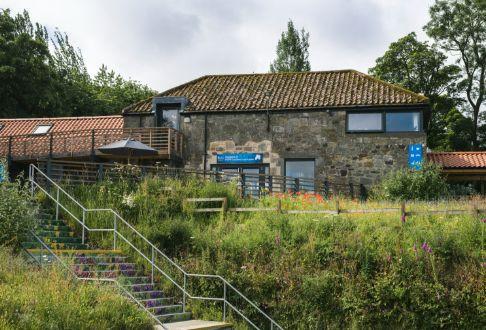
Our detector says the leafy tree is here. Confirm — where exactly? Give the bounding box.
[369,32,461,149]
[270,20,310,73]
[0,8,155,118]
[92,65,156,115]
[425,0,486,148]
[443,107,474,150]
[0,9,58,117]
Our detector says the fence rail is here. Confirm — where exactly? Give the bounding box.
[37,160,367,198]
[0,127,183,161]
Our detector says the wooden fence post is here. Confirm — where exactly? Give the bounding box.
[277,199,282,213]
[335,199,340,215]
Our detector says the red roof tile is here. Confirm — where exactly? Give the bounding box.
[0,116,123,137]
[427,152,486,168]
[122,70,428,114]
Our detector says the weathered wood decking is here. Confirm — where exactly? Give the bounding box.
[0,127,183,161]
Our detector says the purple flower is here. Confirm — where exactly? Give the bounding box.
[481,218,486,223]
[421,242,432,254]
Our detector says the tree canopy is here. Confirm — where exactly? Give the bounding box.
[0,9,156,119]
[270,20,310,73]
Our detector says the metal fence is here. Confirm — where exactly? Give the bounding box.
[37,160,368,199]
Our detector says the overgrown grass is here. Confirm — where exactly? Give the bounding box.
[0,248,153,329]
[53,175,485,329]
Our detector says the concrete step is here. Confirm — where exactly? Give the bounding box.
[158,320,232,330]
[22,242,89,250]
[157,312,192,323]
[148,304,183,315]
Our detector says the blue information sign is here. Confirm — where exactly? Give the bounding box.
[0,164,4,183]
[217,153,263,164]
[408,144,423,170]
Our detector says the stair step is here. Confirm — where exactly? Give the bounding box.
[148,304,183,315]
[37,230,76,237]
[39,220,68,226]
[139,297,175,307]
[157,312,192,323]
[125,283,155,292]
[118,276,151,284]
[22,242,89,250]
[73,268,139,278]
[72,262,136,271]
[131,290,165,299]
[39,225,71,231]
[159,320,233,330]
[42,237,82,244]
[26,249,122,255]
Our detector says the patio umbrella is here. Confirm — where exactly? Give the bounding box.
[98,138,158,163]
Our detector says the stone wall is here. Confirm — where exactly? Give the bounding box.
[181,110,426,187]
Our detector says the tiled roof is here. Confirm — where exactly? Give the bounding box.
[0,115,123,137]
[122,70,428,114]
[427,152,486,169]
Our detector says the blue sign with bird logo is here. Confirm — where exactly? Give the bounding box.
[408,144,423,170]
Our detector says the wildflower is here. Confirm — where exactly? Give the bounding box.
[421,242,432,254]
[122,193,135,208]
[241,265,247,270]
[481,218,486,223]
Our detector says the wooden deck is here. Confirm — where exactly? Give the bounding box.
[0,127,183,161]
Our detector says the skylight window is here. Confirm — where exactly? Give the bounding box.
[32,124,52,135]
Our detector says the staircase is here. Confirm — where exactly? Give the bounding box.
[25,164,282,330]
[23,208,230,328]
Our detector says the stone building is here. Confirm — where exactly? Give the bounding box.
[122,70,428,188]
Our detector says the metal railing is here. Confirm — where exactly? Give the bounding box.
[29,164,283,330]
[24,230,169,329]
[1,127,183,161]
[37,160,368,199]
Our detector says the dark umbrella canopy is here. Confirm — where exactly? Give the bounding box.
[98,139,158,157]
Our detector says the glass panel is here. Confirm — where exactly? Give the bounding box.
[32,125,52,135]
[347,113,382,131]
[285,160,315,179]
[162,109,180,130]
[386,112,420,132]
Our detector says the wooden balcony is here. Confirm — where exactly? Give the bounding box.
[0,127,183,162]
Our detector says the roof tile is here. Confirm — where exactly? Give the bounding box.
[428,152,486,168]
[122,70,428,114]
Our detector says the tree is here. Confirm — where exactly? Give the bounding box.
[270,20,310,73]
[0,8,155,118]
[92,65,156,115]
[425,0,486,148]
[0,9,59,117]
[369,32,461,149]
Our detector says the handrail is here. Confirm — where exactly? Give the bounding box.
[29,163,284,330]
[26,230,169,330]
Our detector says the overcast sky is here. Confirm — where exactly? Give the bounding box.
[4,0,436,92]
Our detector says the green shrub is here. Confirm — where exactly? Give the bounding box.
[0,174,36,249]
[0,248,153,329]
[374,163,451,201]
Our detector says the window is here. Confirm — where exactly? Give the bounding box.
[346,111,422,133]
[347,113,383,132]
[386,112,420,132]
[162,109,180,130]
[32,124,52,135]
[285,159,315,179]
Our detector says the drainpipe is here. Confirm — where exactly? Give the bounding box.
[203,113,208,176]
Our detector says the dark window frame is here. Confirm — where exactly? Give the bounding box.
[346,109,423,133]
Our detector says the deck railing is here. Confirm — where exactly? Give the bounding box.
[0,127,183,161]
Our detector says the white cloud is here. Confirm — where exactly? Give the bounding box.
[3,0,435,92]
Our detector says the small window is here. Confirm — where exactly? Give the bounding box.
[386,112,420,132]
[32,124,52,135]
[347,113,383,132]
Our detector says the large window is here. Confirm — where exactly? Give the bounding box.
[347,111,422,133]
[347,113,383,132]
[285,159,315,179]
[386,112,420,132]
